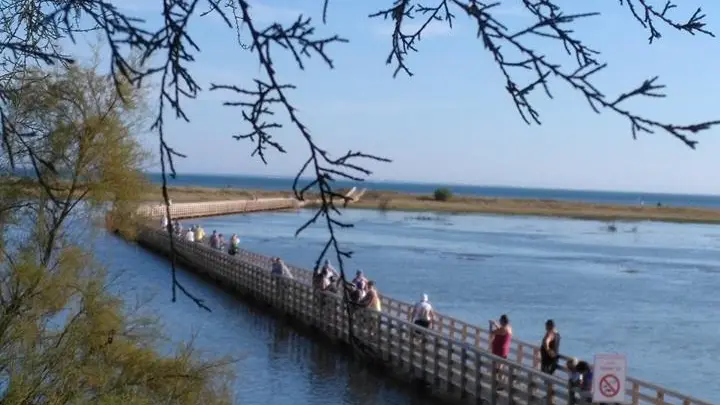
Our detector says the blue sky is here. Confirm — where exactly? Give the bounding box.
[95,0,720,194]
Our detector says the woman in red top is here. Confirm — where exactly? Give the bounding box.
[490,314,513,389]
[490,314,512,358]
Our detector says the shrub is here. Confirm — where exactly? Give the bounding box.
[433,188,452,201]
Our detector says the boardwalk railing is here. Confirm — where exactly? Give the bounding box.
[139,227,575,405]
[134,200,715,405]
[137,198,300,219]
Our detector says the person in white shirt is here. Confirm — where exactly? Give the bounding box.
[352,270,368,291]
[409,293,434,330]
[321,260,339,291]
[184,228,195,242]
[271,257,294,279]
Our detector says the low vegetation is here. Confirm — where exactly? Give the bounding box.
[346,191,720,224]
[185,188,720,225]
[433,188,453,201]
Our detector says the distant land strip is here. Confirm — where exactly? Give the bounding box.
[147,185,720,225]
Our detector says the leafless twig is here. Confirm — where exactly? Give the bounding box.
[0,0,716,323]
[370,0,718,148]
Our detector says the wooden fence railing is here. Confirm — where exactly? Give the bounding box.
[133,200,715,405]
[139,227,577,405]
[136,198,300,219]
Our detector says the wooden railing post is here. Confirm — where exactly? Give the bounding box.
[632,379,640,405]
[507,363,516,401]
[473,351,482,401]
[490,358,498,405]
[532,347,540,368]
[408,320,416,374]
[517,344,524,365]
[546,379,554,405]
[527,371,537,404]
[460,346,468,398]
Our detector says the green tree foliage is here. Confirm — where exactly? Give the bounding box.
[2,57,153,238]
[433,188,452,202]
[0,245,233,405]
[0,62,233,404]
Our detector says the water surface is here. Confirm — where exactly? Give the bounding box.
[190,209,720,402]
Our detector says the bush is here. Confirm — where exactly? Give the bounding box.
[433,188,452,201]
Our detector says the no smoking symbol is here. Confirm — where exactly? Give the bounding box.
[599,374,621,397]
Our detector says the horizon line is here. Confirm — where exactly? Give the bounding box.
[143,171,720,198]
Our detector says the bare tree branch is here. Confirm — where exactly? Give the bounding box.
[0,0,716,329]
[369,0,718,148]
[618,0,714,43]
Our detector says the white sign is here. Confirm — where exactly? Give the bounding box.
[592,353,627,403]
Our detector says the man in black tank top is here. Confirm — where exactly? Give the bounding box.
[541,319,561,374]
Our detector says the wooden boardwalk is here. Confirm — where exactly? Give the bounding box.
[133,199,715,405]
[136,198,301,219]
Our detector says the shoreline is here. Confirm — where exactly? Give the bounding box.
[146,186,720,225]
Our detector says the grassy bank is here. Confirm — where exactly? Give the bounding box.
[150,186,720,225]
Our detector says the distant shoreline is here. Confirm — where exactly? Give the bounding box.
[144,172,720,199]
[148,185,720,225]
[142,173,720,208]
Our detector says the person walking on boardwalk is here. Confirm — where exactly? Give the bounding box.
[352,270,367,291]
[271,257,294,301]
[363,281,381,312]
[490,314,512,389]
[194,224,205,242]
[320,260,339,292]
[540,319,561,375]
[228,233,240,255]
[271,257,293,279]
[566,357,582,403]
[575,360,593,393]
[184,227,195,242]
[490,314,512,359]
[409,293,434,330]
[209,230,219,249]
[356,280,381,338]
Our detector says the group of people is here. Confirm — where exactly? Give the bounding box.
[312,261,383,312]
[207,230,241,255]
[160,214,594,397]
[261,248,594,396]
[488,315,594,397]
[160,217,240,255]
[311,261,436,339]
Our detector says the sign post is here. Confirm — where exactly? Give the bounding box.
[592,353,627,404]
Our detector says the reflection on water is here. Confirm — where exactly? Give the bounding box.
[93,230,443,405]
[191,209,720,403]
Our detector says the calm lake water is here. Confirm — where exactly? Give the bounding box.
[180,209,720,403]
